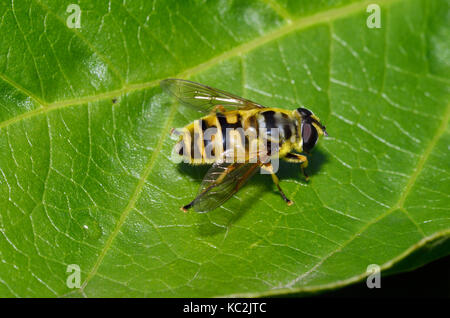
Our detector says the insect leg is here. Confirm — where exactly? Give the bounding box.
[262,163,293,206]
[283,153,309,181]
[181,201,194,213]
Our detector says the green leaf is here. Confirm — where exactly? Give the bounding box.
[0,0,448,297]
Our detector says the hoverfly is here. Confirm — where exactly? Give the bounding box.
[161,79,328,213]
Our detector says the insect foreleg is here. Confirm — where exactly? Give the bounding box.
[283,153,309,181]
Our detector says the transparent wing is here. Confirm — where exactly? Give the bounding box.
[160,78,264,114]
[190,161,262,213]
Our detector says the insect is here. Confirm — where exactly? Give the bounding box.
[161,78,328,213]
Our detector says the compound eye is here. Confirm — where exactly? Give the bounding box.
[302,122,318,152]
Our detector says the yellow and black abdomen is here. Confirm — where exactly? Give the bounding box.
[174,109,299,164]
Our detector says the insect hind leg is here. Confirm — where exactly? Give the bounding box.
[181,200,195,213]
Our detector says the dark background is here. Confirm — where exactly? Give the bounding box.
[315,255,450,298]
